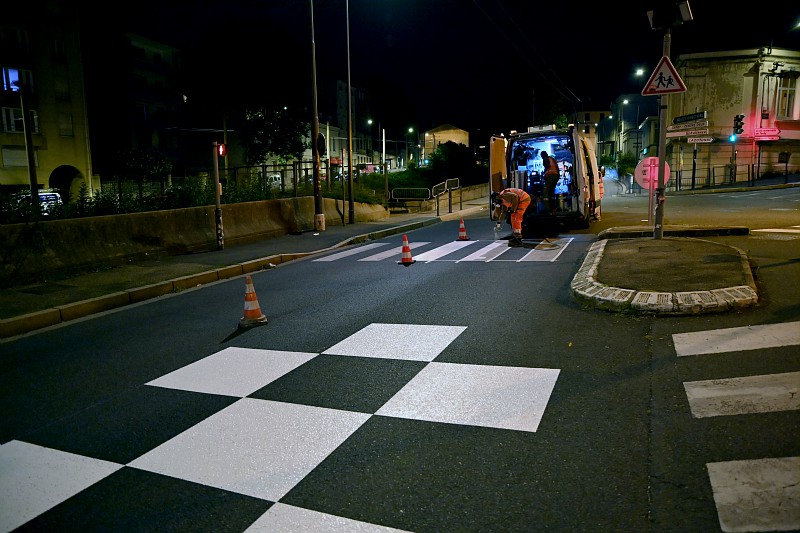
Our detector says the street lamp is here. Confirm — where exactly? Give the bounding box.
[406,127,414,167]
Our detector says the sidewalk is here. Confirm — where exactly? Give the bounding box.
[1,175,797,339]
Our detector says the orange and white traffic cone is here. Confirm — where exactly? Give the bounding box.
[397,234,416,266]
[457,219,469,240]
[239,275,268,329]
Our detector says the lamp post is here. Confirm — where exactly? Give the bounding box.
[405,127,414,167]
[310,0,324,231]
[345,0,354,224]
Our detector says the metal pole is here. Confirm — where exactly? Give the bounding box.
[346,0,355,224]
[310,0,324,231]
[382,128,388,207]
[18,85,39,208]
[212,142,224,250]
[653,29,670,240]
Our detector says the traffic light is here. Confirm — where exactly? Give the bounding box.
[733,114,744,135]
[217,143,227,157]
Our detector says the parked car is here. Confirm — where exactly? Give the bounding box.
[15,190,63,215]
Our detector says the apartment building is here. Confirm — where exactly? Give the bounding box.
[0,3,94,201]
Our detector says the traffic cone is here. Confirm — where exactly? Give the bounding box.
[457,219,469,240]
[397,234,415,266]
[239,275,268,329]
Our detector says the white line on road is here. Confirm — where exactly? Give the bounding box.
[673,321,800,357]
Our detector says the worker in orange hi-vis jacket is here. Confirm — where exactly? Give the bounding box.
[491,188,531,247]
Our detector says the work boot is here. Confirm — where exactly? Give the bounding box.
[508,236,522,247]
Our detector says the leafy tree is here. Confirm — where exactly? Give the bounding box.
[117,147,173,181]
[236,105,310,165]
[428,141,484,186]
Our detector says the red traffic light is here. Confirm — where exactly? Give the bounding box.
[217,143,227,156]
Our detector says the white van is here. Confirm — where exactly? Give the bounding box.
[489,124,600,234]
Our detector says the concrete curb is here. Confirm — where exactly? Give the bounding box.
[0,213,471,340]
[570,238,759,316]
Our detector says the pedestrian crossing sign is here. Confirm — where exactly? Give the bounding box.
[642,55,686,96]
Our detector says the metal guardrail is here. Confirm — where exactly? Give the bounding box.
[392,188,431,200]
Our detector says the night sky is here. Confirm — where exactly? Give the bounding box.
[86,0,798,138]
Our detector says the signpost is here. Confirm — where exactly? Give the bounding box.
[635,157,671,226]
[672,111,707,124]
[666,128,709,138]
[687,137,713,143]
[754,127,781,136]
[666,120,708,131]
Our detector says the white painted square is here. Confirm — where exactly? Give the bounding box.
[376,362,560,433]
[0,441,123,532]
[146,347,317,397]
[128,398,370,502]
[684,372,800,418]
[245,502,411,532]
[323,323,467,362]
[707,456,800,532]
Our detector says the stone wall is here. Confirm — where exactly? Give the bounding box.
[0,196,388,287]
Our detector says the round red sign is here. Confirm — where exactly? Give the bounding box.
[634,157,671,189]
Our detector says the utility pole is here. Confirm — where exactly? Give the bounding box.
[345,0,355,224]
[17,82,39,209]
[310,0,324,231]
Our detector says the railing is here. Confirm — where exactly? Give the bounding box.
[391,188,431,200]
[432,178,461,216]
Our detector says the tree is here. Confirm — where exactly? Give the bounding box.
[428,141,484,186]
[236,105,310,165]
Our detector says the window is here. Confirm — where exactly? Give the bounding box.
[2,67,34,92]
[1,146,36,167]
[776,74,797,119]
[0,26,29,52]
[2,107,39,133]
[54,76,70,101]
[52,39,67,62]
[58,112,74,136]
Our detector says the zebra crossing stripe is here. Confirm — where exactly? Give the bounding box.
[413,240,477,262]
[313,243,389,261]
[672,321,800,357]
[683,371,800,418]
[707,456,800,532]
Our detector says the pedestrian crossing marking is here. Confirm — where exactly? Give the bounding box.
[412,240,477,262]
[314,238,576,264]
[707,457,800,532]
[672,321,800,533]
[672,321,800,356]
[312,242,388,261]
[683,371,800,418]
[357,241,429,261]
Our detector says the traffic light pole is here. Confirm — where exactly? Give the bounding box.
[653,29,670,240]
[212,142,224,250]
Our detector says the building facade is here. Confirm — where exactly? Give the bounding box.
[0,4,95,200]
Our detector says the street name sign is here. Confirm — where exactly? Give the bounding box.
[642,56,687,96]
[666,128,709,138]
[755,136,781,141]
[687,137,713,143]
[673,111,707,124]
[667,120,708,131]
[754,127,781,136]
